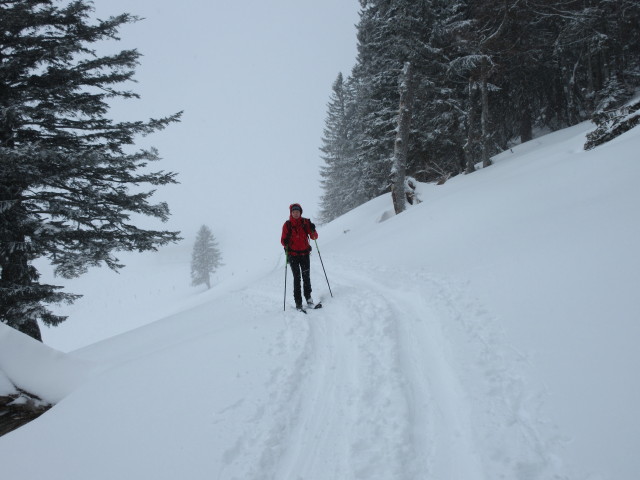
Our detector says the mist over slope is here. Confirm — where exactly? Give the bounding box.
[1,120,639,480]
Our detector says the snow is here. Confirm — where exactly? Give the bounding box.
[0,322,95,404]
[0,369,16,397]
[1,121,639,479]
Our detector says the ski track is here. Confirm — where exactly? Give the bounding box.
[217,257,567,480]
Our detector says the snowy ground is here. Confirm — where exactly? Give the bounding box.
[1,121,639,479]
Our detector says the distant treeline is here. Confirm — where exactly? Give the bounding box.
[319,0,640,222]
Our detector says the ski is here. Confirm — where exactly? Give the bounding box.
[291,299,324,313]
[293,303,321,314]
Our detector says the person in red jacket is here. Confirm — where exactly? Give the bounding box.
[281,203,318,310]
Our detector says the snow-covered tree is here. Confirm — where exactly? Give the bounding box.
[0,1,182,340]
[319,0,640,217]
[350,0,443,202]
[190,226,222,290]
[318,73,360,223]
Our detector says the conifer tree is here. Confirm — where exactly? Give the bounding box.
[319,0,640,218]
[318,73,359,223]
[350,0,442,204]
[190,225,222,290]
[0,1,181,340]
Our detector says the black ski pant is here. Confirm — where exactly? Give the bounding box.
[289,254,312,306]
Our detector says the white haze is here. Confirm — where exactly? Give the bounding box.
[30,0,360,348]
[92,0,360,274]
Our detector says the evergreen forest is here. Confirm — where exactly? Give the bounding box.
[319,0,640,222]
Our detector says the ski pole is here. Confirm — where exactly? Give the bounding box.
[314,239,333,298]
[284,250,289,311]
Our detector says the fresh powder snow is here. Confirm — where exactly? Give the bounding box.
[1,120,639,480]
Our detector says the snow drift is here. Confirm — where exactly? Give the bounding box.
[0,322,94,404]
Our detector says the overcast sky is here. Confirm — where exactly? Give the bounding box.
[91,0,360,257]
[35,2,361,347]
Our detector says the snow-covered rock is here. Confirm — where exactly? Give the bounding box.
[0,322,95,405]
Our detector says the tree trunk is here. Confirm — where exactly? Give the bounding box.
[391,62,414,215]
[480,60,492,168]
[520,102,533,143]
[562,56,581,125]
[465,79,480,174]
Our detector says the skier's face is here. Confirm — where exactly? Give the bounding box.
[291,209,301,219]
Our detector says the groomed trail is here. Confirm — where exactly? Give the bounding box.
[216,255,565,480]
[0,251,569,480]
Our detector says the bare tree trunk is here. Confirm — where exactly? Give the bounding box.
[520,101,533,143]
[391,62,414,215]
[561,54,582,126]
[480,59,492,167]
[465,79,480,174]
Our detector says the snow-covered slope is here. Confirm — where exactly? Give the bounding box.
[1,121,639,480]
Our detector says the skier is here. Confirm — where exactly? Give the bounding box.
[281,203,318,311]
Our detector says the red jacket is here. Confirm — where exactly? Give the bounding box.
[281,216,318,256]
